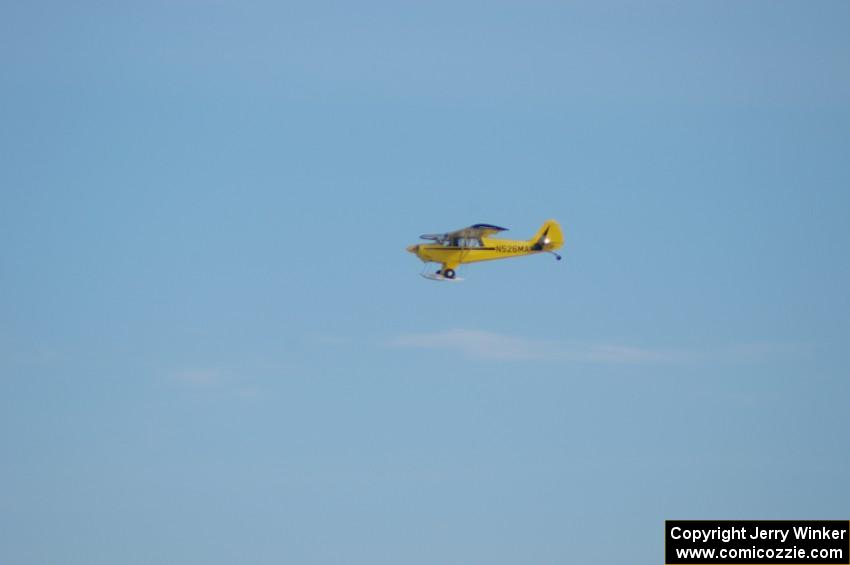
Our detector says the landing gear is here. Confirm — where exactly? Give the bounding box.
[420,266,462,281]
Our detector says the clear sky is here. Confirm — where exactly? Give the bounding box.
[2,1,849,563]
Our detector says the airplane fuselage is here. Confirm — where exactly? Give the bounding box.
[407,237,542,266]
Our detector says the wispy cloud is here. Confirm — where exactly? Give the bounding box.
[169,367,263,398]
[388,329,685,363]
[390,329,550,360]
[387,329,811,365]
[172,368,222,385]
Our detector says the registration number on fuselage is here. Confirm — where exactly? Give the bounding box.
[495,245,531,253]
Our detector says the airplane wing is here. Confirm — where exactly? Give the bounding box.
[420,223,508,241]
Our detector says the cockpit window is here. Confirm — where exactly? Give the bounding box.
[457,237,482,248]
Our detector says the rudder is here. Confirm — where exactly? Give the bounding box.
[529,219,564,251]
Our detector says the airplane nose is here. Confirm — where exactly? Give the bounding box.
[406,244,419,254]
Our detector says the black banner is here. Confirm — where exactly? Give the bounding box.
[666,520,849,564]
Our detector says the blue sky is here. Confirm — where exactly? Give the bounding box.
[2,1,849,563]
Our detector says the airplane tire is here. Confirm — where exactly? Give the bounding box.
[443,269,456,279]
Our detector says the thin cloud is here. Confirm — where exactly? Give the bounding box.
[388,330,811,365]
[172,368,222,385]
[390,329,550,360]
[169,367,262,398]
[388,329,685,363]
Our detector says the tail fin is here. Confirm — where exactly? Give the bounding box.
[529,219,564,251]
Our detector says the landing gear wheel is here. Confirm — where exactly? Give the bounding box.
[443,268,456,279]
[435,270,441,275]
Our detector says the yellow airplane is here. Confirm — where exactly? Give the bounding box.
[407,220,564,280]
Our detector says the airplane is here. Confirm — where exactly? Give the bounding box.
[406,219,564,280]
